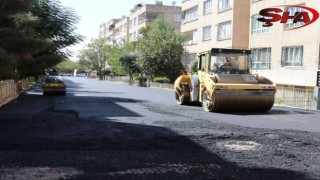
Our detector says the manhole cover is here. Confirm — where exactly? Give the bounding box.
[216,141,262,151]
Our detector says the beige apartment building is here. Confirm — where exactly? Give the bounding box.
[181,0,320,87]
[181,0,251,67]
[99,1,182,46]
[250,0,320,87]
[98,19,120,45]
[127,1,182,42]
[98,23,107,39]
[114,17,129,45]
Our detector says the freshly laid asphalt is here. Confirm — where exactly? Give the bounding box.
[0,77,319,179]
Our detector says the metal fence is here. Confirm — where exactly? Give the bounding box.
[104,76,318,110]
[275,84,316,110]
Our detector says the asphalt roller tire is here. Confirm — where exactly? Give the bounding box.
[175,85,190,105]
[201,90,215,112]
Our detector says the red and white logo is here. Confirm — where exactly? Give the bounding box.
[257,5,319,30]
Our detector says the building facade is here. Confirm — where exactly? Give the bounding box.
[127,2,182,42]
[181,0,320,87]
[98,23,107,39]
[114,16,129,45]
[250,0,320,87]
[181,0,251,68]
[99,19,120,45]
[99,0,320,87]
[100,1,182,46]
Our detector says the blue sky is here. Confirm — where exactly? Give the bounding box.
[59,0,181,60]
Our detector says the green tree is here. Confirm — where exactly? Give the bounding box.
[24,0,83,77]
[78,38,112,78]
[31,0,83,58]
[55,60,82,74]
[136,15,184,83]
[119,54,140,81]
[108,42,140,78]
[0,0,52,79]
[108,45,126,76]
[0,0,83,80]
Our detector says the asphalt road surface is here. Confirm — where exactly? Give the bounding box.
[0,77,319,179]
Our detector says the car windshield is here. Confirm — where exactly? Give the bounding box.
[208,53,250,74]
[45,76,64,83]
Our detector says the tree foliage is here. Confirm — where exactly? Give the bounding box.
[136,15,184,83]
[0,0,83,80]
[107,43,135,76]
[55,60,84,73]
[76,16,185,83]
[78,38,112,77]
[31,0,83,58]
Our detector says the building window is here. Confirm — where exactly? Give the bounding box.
[218,0,233,12]
[251,48,271,69]
[174,13,182,22]
[183,6,198,23]
[285,5,305,29]
[251,14,271,35]
[183,29,198,45]
[129,20,133,29]
[218,21,231,40]
[124,23,127,30]
[203,0,212,15]
[282,46,303,67]
[202,26,211,41]
[134,17,137,26]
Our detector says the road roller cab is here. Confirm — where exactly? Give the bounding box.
[174,48,276,112]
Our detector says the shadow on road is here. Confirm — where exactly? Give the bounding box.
[0,79,309,179]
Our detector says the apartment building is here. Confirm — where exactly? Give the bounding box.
[98,19,120,45]
[98,23,107,39]
[181,0,320,87]
[127,1,182,42]
[114,16,129,45]
[181,0,251,67]
[250,0,320,87]
[101,1,182,46]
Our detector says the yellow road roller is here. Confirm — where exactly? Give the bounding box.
[174,48,276,112]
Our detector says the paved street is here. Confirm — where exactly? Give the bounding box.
[0,77,319,179]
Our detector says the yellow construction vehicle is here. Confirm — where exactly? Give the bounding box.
[174,48,276,112]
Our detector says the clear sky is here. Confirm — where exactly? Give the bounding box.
[59,0,181,61]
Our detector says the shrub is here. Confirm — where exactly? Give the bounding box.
[153,77,170,84]
[190,60,198,74]
[134,74,146,87]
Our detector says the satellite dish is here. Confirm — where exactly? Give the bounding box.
[172,1,176,6]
